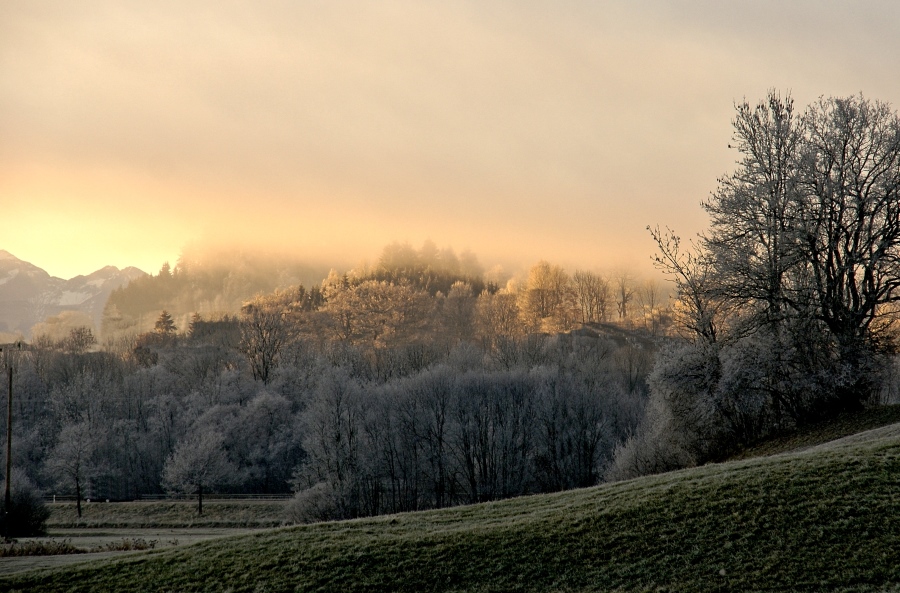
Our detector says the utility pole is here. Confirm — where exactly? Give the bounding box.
[2,343,18,525]
[5,352,11,513]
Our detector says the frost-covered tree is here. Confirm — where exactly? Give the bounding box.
[795,96,900,409]
[520,261,570,328]
[705,93,900,412]
[161,429,234,515]
[638,92,900,473]
[294,369,364,518]
[46,421,99,518]
[322,280,431,347]
[704,92,802,325]
[62,327,97,355]
[440,281,476,343]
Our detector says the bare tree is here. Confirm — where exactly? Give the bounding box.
[701,93,900,409]
[240,292,297,384]
[572,270,611,324]
[798,98,900,339]
[613,272,636,323]
[638,92,900,466]
[62,327,97,355]
[700,92,804,424]
[649,227,725,345]
[475,292,524,354]
[296,369,364,518]
[636,280,667,334]
[795,95,900,408]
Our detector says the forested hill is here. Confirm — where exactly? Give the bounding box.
[100,241,662,340]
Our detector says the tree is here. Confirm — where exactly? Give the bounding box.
[240,292,297,384]
[643,92,900,465]
[572,270,611,324]
[794,96,900,408]
[322,280,432,347]
[649,226,724,345]
[520,261,571,331]
[475,291,524,351]
[161,429,234,515]
[440,281,476,343]
[295,369,365,518]
[62,327,97,355]
[1,469,49,537]
[234,392,298,493]
[700,92,806,424]
[614,272,636,322]
[46,421,98,518]
[704,92,802,325]
[636,280,667,334]
[154,310,177,335]
[703,92,900,411]
[533,369,610,491]
[30,311,95,347]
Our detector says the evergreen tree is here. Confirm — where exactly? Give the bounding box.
[154,310,177,335]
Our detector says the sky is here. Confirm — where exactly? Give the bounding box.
[2,0,900,280]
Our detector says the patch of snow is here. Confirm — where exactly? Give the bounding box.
[0,269,20,285]
[57,291,92,306]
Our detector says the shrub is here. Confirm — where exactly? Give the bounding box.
[0,539,81,557]
[1,469,51,538]
[284,482,339,524]
[605,396,695,482]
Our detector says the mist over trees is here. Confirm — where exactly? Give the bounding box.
[101,248,332,337]
[9,240,664,521]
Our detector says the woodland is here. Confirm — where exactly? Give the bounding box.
[3,91,900,524]
[6,241,659,520]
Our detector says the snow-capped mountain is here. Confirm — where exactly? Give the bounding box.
[0,250,146,337]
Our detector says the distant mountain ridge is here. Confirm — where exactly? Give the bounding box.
[0,250,146,337]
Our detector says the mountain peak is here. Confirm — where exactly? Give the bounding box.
[0,251,147,337]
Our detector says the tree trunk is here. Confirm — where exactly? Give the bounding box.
[75,475,82,518]
[197,482,203,515]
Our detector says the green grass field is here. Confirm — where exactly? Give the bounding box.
[45,499,287,529]
[3,417,899,592]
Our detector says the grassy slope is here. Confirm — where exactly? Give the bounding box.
[4,422,899,593]
[730,404,900,459]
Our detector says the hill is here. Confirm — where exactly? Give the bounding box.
[3,419,898,592]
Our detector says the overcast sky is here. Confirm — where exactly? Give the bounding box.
[3,1,899,279]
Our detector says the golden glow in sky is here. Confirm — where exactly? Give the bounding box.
[3,1,900,279]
